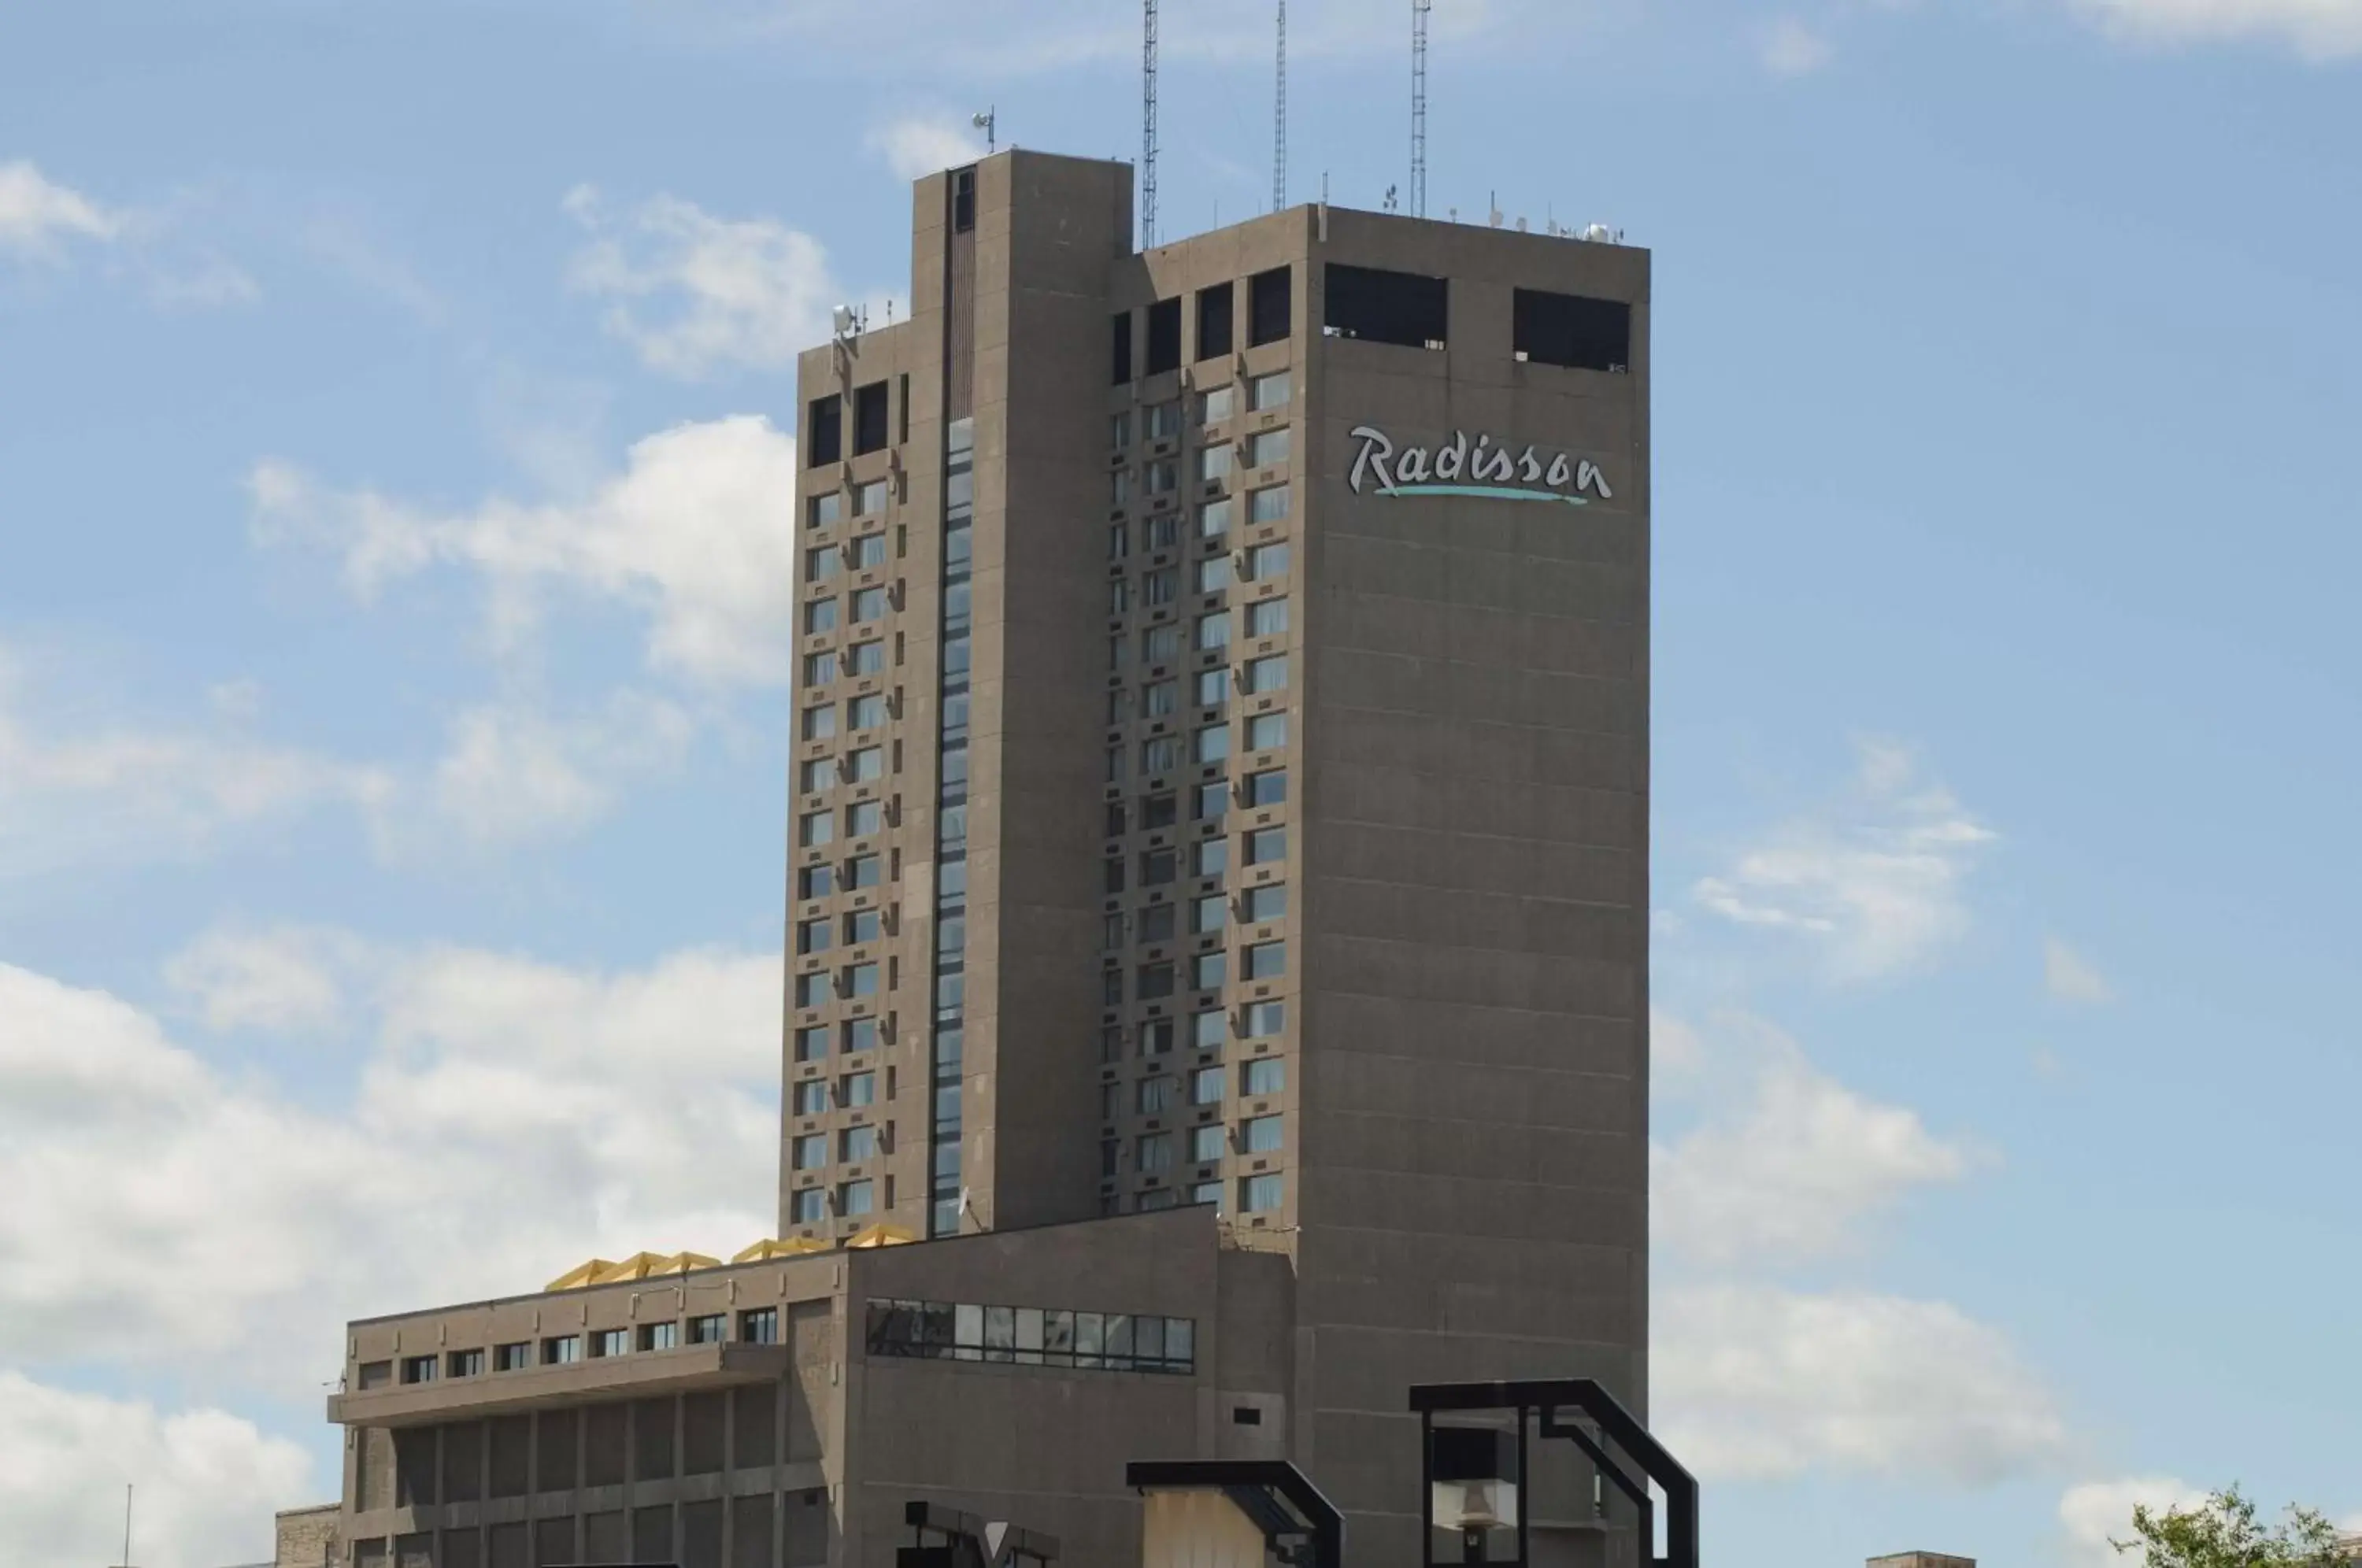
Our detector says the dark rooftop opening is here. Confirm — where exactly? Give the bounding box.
[1248,266,1292,347]
[952,167,976,233]
[1197,282,1234,361]
[1112,311,1134,384]
[1513,287,1632,372]
[807,394,842,467]
[1323,263,1448,350]
[1146,297,1183,375]
[853,381,890,455]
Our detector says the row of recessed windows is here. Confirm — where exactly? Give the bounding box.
[1109,602,1290,670]
[1105,828,1287,893]
[795,799,888,848]
[866,1299,1197,1374]
[798,691,888,741]
[1116,1113,1283,1164]
[805,479,890,529]
[794,1016,879,1060]
[376,1311,780,1387]
[794,909,883,954]
[789,1071,876,1115]
[1114,266,1294,384]
[1109,542,1290,608]
[789,1125,883,1167]
[783,1178,879,1225]
[1113,454,1294,509]
[802,534,890,582]
[796,746,888,794]
[1102,941,1284,1004]
[799,586,893,638]
[1105,1000,1285,1061]
[1115,372,1292,449]
[1109,658,1287,726]
[1109,1056,1285,1111]
[792,963,882,1007]
[799,640,886,686]
[1111,490,1289,556]
[1103,1172,1284,1216]
[1105,883,1286,947]
[793,854,881,900]
[805,377,901,468]
[1117,712,1288,771]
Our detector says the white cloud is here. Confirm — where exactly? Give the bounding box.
[1761,17,1836,73]
[1656,1284,2068,1485]
[2045,937,2114,1004]
[429,693,695,846]
[0,645,394,879]
[2060,1477,2211,1568]
[563,186,844,378]
[1655,1014,1971,1267]
[1694,739,1997,983]
[868,115,990,181]
[0,160,119,258]
[0,1372,310,1568]
[0,943,780,1385]
[250,415,803,687]
[164,926,357,1035]
[2069,0,2362,58]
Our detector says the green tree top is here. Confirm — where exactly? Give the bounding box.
[2112,1486,2351,1568]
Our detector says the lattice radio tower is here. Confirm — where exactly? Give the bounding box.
[1142,0,1160,249]
[1273,0,1288,213]
[1411,0,1432,219]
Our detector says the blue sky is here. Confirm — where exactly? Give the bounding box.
[2,1,2357,1564]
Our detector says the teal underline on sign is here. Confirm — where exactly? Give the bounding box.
[1386,484,1588,505]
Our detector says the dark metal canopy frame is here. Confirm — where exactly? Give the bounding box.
[1125,1458,1345,1568]
[1409,1378,1699,1568]
[896,1500,1059,1568]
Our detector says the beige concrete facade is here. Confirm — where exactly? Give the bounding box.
[331,147,1651,1568]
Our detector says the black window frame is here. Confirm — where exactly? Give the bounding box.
[806,394,842,467]
[1146,297,1183,376]
[1323,261,1449,349]
[1512,287,1634,372]
[852,380,890,455]
[1196,281,1234,360]
[1247,266,1292,346]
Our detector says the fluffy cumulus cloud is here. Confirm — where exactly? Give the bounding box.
[2045,936,2114,1004]
[1694,738,1996,984]
[2068,0,2362,58]
[1760,16,1836,74]
[563,187,844,378]
[0,160,120,257]
[868,115,990,181]
[250,415,802,687]
[1654,1013,1971,1267]
[0,1373,311,1568]
[428,693,696,846]
[1655,1285,2068,1485]
[2059,1477,2212,1568]
[0,942,780,1385]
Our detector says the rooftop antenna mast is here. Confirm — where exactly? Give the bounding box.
[1142,0,1160,249]
[1411,0,1432,218]
[1273,0,1288,213]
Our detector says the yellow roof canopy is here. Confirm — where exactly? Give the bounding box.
[845,1222,918,1250]
[546,1251,722,1292]
[544,1258,616,1292]
[732,1237,834,1263]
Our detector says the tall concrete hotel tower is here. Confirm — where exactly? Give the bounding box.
[328,150,1652,1568]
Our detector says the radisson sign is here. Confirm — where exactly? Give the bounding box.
[1347,424,1613,506]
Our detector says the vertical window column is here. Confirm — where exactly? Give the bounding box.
[927,416,976,1237]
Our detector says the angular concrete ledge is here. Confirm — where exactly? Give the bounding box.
[328,1344,794,1428]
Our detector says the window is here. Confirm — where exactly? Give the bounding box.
[1197,445,1231,483]
[1193,838,1230,877]
[802,650,838,687]
[1193,950,1227,991]
[842,1071,876,1108]
[1198,497,1232,538]
[849,693,885,729]
[1200,384,1235,424]
[1243,883,1287,923]
[1245,654,1287,693]
[804,597,839,635]
[1113,311,1134,384]
[808,491,842,530]
[790,1186,824,1224]
[1191,1066,1225,1105]
[808,394,842,466]
[844,1017,877,1053]
[1146,297,1182,375]
[1144,624,1181,662]
[1249,370,1291,411]
[793,1133,827,1169]
[1246,428,1290,468]
[1195,668,1227,708]
[1109,522,1130,560]
[1144,566,1177,605]
[854,476,889,515]
[1147,512,1179,551]
[543,1336,581,1366]
[1249,486,1291,525]
[1247,542,1290,578]
[689,1313,727,1344]
[1248,266,1292,346]
[795,1025,830,1062]
[851,586,887,623]
[1138,960,1176,999]
[851,534,887,568]
[1192,893,1227,934]
[1190,1124,1226,1163]
[1105,856,1127,897]
[847,854,881,889]
[1513,287,1632,372]
[839,1178,876,1217]
[1146,460,1179,497]
[805,544,840,582]
[1147,401,1183,441]
[846,747,883,783]
[1195,781,1229,822]
[401,1354,437,1385]
[639,1322,678,1352]
[1324,261,1449,349]
[1103,964,1124,1004]
[1110,469,1132,510]
[842,1126,878,1162]
[1194,724,1230,764]
[794,971,828,1008]
[1195,555,1231,594]
[797,917,834,956]
[1141,791,1178,830]
[846,801,882,837]
[797,756,832,793]
[798,810,834,849]
[1138,1074,1178,1114]
[1246,597,1290,636]
[442,1348,485,1379]
[1142,736,1182,775]
[494,1341,531,1372]
[1139,901,1176,940]
[1197,281,1234,359]
[1244,1114,1285,1153]
[1246,827,1287,865]
[1192,1180,1225,1208]
[1138,1132,1175,1173]
[802,703,836,741]
[1244,941,1287,980]
[593,1328,629,1358]
[845,962,879,997]
[953,167,976,231]
[1109,577,1131,616]
[793,1079,827,1115]
[742,1307,780,1345]
[1141,1018,1176,1056]
[1192,1008,1225,1048]
[1242,1173,1285,1213]
[798,864,835,900]
[1112,410,1134,449]
[1244,1056,1285,1095]
[1247,712,1288,752]
[853,381,890,454]
[1243,769,1287,807]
